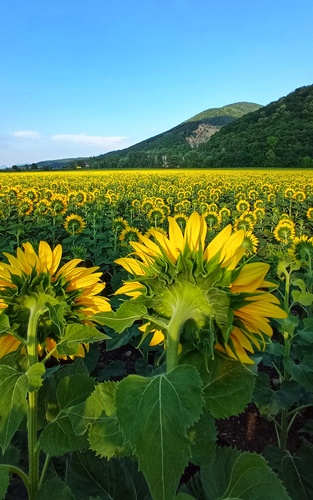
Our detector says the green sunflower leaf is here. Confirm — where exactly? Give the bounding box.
[57,323,108,355]
[36,477,75,499]
[39,374,95,456]
[95,300,148,333]
[201,447,290,499]
[115,365,203,500]
[26,362,45,392]
[0,465,10,500]
[188,412,217,467]
[184,351,255,418]
[67,452,151,500]
[69,381,131,459]
[0,314,10,334]
[0,365,28,453]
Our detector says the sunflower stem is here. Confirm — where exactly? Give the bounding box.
[166,316,181,372]
[26,300,44,499]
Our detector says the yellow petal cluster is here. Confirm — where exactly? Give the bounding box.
[0,241,111,359]
[115,212,287,364]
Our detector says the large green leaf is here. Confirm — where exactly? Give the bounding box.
[69,381,130,459]
[280,444,313,500]
[39,374,95,456]
[57,323,108,356]
[115,365,203,500]
[0,365,28,453]
[284,355,313,392]
[188,412,216,467]
[95,300,148,333]
[36,477,75,499]
[184,351,255,418]
[0,465,10,500]
[202,447,290,499]
[67,451,151,500]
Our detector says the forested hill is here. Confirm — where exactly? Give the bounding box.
[197,84,313,168]
[88,102,261,169]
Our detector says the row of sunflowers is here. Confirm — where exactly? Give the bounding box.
[0,168,313,500]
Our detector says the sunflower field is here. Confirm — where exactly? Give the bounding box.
[1,168,313,500]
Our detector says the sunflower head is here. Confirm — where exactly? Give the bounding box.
[114,212,286,365]
[289,235,313,265]
[64,214,86,235]
[0,241,111,360]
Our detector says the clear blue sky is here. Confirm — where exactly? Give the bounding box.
[1,0,313,166]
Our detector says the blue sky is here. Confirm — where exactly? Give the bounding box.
[1,0,313,166]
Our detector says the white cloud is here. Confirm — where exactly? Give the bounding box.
[13,130,41,139]
[51,133,128,148]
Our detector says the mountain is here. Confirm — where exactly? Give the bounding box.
[196,84,313,168]
[89,102,262,169]
[89,86,313,169]
[25,85,313,170]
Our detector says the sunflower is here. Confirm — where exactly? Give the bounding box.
[236,199,250,213]
[0,241,111,360]
[147,207,165,226]
[64,214,86,235]
[289,235,313,264]
[292,190,306,202]
[114,212,286,366]
[49,194,68,216]
[306,207,313,221]
[173,212,188,230]
[204,210,221,230]
[112,216,128,232]
[17,197,34,216]
[253,207,265,222]
[284,187,295,199]
[241,230,259,256]
[273,222,295,244]
[119,225,141,244]
[33,199,51,217]
[254,199,265,209]
[219,207,231,221]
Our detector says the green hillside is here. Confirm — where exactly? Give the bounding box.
[184,102,261,123]
[198,84,313,168]
[89,102,262,169]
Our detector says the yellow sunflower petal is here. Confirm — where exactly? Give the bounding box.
[0,335,21,358]
[149,329,165,346]
[184,212,207,252]
[168,216,184,252]
[114,257,146,276]
[114,281,145,297]
[231,263,270,293]
[204,224,232,262]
